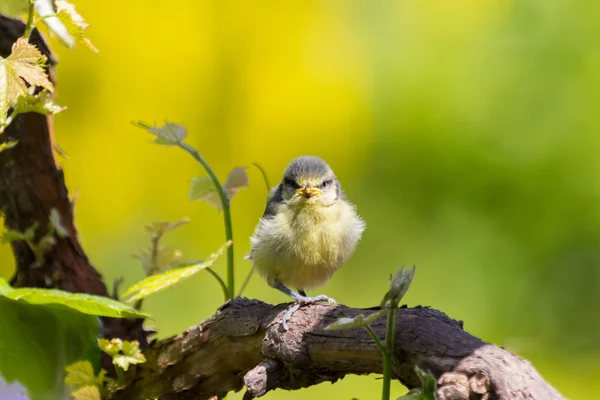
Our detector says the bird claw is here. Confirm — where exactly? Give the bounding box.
[281,294,337,330]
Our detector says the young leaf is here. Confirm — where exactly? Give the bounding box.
[54,0,99,53]
[0,140,17,153]
[223,167,249,200]
[49,208,69,238]
[0,277,149,318]
[189,175,219,207]
[114,340,146,371]
[13,89,66,116]
[71,385,101,400]
[97,338,121,357]
[134,121,187,146]
[189,167,249,211]
[134,246,185,276]
[144,218,190,236]
[64,361,99,386]
[0,38,53,121]
[122,241,232,303]
[98,338,146,371]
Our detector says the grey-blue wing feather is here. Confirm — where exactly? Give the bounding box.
[262,184,284,219]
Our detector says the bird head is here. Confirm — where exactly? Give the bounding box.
[280,156,340,207]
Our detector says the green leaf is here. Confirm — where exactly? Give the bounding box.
[64,361,99,387]
[134,121,187,146]
[97,338,120,357]
[0,140,17,153]
[13,89,66,116]
[144,217,190,236]
[98,338,146,372]
[134,246,185,276]
[415,366,438,399]
[54,0,99,53]
[71,385,101,400]
[0,277,149,318]
[189,175,218,206]
[0,0,28,17]
[1,229,25,243]
[324,309,386,330]
[49,208,69,238]
[0,295,100,400]
[189,167,249,211]
[0,37,53,122]
[123,241,232,303]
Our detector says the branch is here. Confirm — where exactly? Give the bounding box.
[0,15,148,346]
[0,14,565,400]
[110,298,564,400]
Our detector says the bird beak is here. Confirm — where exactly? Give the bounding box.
[296,186,322,199]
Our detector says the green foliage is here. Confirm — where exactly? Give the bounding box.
[134,121,187,146]
[189,167,249,211]
[71,385,101,400]
[54,0,98,53]
[0,292,100,400]
[97,338,146,372]
[65,360,106,387]
[0,140,18,153]
[325,266,416,400]
[134,218,190,276]
[134,120,241,300]
[0,277,149,318]
[397,367,438,400]
[123,240,232,303]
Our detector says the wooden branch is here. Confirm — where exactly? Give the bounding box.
[110,298,564,400]
[0,14,565,400]
[0,15,148,346]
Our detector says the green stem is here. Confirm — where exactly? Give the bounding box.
[23,0,36,39]
[178,142,235,299]
[363,324,387,357]
[205,267,228,301]
[252,162,272,190]
[382,303,398,400]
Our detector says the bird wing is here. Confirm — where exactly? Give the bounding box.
[246,184,284,261]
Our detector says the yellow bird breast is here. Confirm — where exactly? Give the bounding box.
[250,201,365,290]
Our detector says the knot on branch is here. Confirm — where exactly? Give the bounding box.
[437,371,491,400]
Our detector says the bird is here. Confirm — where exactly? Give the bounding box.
[248,156,365,329]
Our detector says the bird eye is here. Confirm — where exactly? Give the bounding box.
[284,178,299,189]
[320,179,332,189]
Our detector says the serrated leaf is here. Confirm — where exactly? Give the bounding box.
[122,241,232,303]
[189,175,220,207]
[49,208,69,238]
[190,167,248,211]
[144,217,190,236]
[13,89,66,116]
[64,361,97,386]
[71,385,101,400]
[0,140,17,153]
[134,121,187,146]
[97,338,120,357]
[0,277,149,319]
[114,340,145,371]
[0,37,53,121]
[98,338,146,372]
[415,366,437,398]
[54,0,99,53]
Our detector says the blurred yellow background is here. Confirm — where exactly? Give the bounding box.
[1,0,599,398]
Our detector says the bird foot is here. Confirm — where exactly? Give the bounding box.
[281,294,336,330]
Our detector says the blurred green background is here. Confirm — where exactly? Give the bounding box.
[1,0,599,398]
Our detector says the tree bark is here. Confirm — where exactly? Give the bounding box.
[108,299,564,400]
[0,14,565,400]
